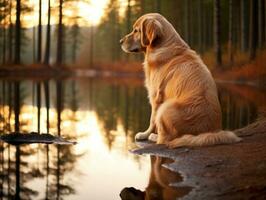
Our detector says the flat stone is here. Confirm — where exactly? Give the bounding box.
[0,132,76,145]
[130,119,266,199]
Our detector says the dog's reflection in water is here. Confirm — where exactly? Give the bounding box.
[120,156,191,200]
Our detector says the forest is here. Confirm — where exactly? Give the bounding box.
[0,0,265,79]
[0,1,266,199]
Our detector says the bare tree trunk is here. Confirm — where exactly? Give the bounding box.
[156,0,161,12]
[188,0,193,46]
[33,26,36,62]
[202,2,207,52]
[44,0,51,65]
[72,27,77,63]
[249,0,258,60]
[125,0,131,61]
[89,26,94,67]
[214,0,222,66]
[140,0,145,14]
[15,0,21,64]
[258,0,265,49]
[228,0,234,64]
[235,1,241,50]
[265,0,266,47]
[208,5,214,49]
[37,0,42,63]
[1,1,8,65]
[8,0,12,63]
[2,12,6,64]
[127,0,131,33]
[56,0,63,65]
[198,0,203,54]
[240,0,248,52]
[0,5,2,64]
[184,0,189,42]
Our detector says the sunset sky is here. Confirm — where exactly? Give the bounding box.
[22,0,127,27]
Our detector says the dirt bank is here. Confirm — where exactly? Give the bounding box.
[132,119,266,200]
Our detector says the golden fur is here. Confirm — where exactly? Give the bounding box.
[120,13,241,148]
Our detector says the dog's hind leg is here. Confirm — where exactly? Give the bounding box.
[155,99,180,144]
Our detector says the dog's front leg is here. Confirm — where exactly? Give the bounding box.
[135,104,156,140]
[135,90,163,141]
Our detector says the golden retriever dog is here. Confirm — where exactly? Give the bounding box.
[120,13,241,148]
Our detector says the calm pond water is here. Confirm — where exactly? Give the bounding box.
[0,78,265,200]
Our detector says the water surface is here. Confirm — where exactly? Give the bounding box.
[0,78,265,200]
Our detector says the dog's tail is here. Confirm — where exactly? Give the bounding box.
[167,130,242,148]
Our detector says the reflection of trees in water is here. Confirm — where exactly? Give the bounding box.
[86,79,266,149]
[45,145,76,200]
[86,79,150,149]
[0,79,83,199]
[218,86,259,130]
[0,81,40,199]
[45,80,77,199]
[36,82,41,133]
[1,78,265,199]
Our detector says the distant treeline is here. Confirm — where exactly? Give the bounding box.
[93,0,266,67]
[0,0,265,68]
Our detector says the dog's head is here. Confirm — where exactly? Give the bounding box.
[120,13,164,53]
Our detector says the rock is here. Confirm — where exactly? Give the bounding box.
[0,132,76,145]
[129,119,266,199]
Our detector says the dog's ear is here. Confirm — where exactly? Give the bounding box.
[141,18,163,47]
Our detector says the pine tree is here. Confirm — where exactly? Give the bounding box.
[214,0,222,65]
[14,0,21,64]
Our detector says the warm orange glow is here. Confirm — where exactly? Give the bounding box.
[0,103,150,199]
[0,104,137,151]
[18,0,130,28]
[22,0,109,27]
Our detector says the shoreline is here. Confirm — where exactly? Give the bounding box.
[132,119,266,200]
[0,66,265,88]
[0,65,144,80]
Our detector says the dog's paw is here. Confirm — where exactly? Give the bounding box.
[135,132,149,141]
[148,133,158,142]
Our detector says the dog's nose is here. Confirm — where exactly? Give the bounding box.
[119,38,124,44]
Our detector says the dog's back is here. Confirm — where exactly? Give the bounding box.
[146,48,222,138]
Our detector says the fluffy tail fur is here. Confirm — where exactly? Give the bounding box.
[167,131,242,148]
